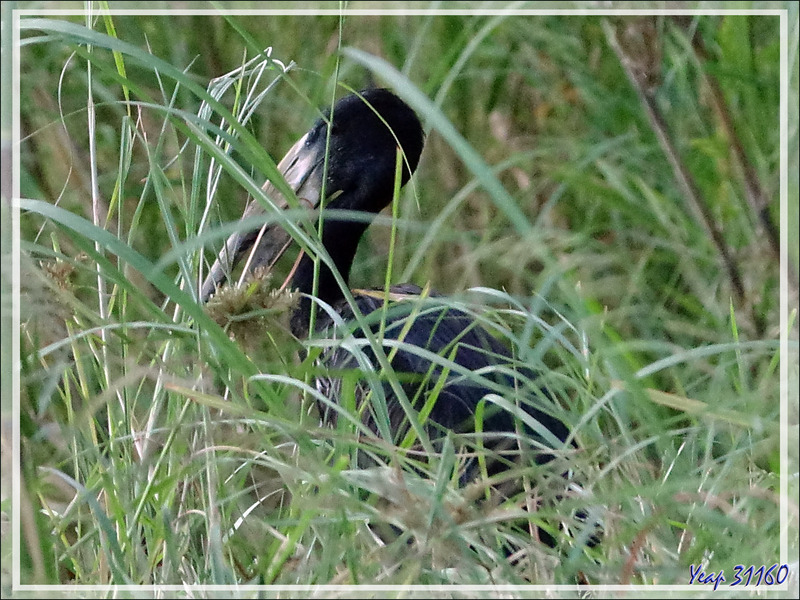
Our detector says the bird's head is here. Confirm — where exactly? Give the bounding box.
[298,88,425,213]
[200,88,424,302]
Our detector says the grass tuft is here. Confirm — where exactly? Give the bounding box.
[7,6,795,591]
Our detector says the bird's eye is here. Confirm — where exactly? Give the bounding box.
[305,125,322,145]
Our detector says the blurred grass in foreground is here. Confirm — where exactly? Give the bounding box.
[6,2,798,592]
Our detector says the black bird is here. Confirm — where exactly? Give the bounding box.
[202,88,572,490]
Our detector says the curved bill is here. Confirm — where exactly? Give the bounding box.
[199,132,324,302]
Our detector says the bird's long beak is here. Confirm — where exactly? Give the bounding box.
[199,132,324,302]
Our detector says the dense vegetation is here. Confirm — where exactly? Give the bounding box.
[5,2,797,594]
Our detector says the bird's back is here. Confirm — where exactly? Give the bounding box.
[309,283,571,480]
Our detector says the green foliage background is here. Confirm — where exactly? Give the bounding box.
[3,1,798,595]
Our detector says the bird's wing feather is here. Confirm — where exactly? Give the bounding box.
[315,286,570,453]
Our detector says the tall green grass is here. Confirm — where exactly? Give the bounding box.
[6,3,797,593]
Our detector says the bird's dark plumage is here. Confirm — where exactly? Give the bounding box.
[203,88,571,483]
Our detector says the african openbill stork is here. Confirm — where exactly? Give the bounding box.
[201,88,572,491]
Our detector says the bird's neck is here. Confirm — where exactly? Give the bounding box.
[290,216,372,337]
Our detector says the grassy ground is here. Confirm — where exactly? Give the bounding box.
[4,1,798,596]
